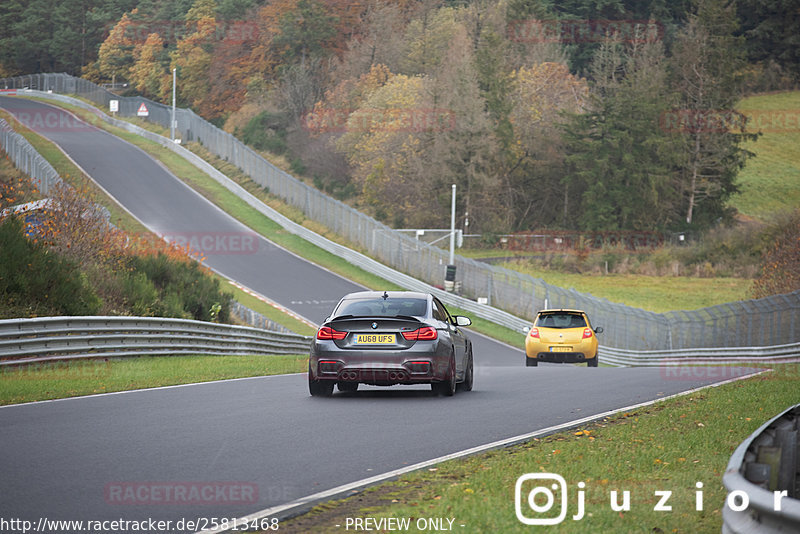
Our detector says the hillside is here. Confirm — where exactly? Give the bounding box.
[733,91,800,222]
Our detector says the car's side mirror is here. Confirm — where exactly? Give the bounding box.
[595,326,604,334]
[453,316,472,327]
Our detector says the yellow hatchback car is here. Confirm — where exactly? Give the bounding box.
[525,309,603,367]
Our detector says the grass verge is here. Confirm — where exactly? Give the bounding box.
[0,354,308,406]
[734,91,800,221]
[277,364,799,533]
[493,265,751,313]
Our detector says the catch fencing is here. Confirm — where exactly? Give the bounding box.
[229,301,296,335]
[0,117,61,194]
[2,73,799,350]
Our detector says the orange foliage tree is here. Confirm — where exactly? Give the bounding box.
[97,11,141,83]
[129,33,169,100]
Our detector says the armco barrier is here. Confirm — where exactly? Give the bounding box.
[0,316,312,364]
[598,343,800,367]
[722,403,800,533]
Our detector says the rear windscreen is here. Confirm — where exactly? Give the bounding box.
[536,313,587,328]
[335,298,428,318]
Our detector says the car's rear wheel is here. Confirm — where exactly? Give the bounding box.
[457,348,473,392]
[526,356,538,367]
[308,364,334,397]
[587,355,598,367]
[337,381,358,392]
[432,353,456,397]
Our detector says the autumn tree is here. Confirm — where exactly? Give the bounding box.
[562,28,678,231]
[669,0,757,228]
[171,0,218,113]
[420,25,501,233]
[333,2,408,82]
[272,0,338,68]
[335,71,430,225]
[401,5,460,76]
[509,62,588,227]
[129,32,169,98]
[97,10,139,82]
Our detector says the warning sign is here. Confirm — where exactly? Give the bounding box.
[137,103,149,117]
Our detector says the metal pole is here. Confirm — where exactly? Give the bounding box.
[449,184,456,265]
[171,68,176,141]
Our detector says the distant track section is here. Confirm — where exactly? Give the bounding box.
[0,95,364,327]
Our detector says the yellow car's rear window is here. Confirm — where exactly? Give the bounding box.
[536,313,587,328]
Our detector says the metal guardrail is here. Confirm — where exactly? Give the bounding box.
[0,316,312,365]
[722,403,800,533]
[598,343,800,367]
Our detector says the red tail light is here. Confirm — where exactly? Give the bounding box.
[317,326,347,340]
[583,328,593,339]
[402,326,438,341]
[529,327,540,338]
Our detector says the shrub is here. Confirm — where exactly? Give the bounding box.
[752,210,800,298]
[241,111,288,154]
[128,253,232,322]
[0,216,101,318]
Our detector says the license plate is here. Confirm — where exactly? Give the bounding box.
[550,346,572,352]
[356,334,395,344]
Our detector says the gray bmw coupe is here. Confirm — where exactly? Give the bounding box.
[308,291,474,397]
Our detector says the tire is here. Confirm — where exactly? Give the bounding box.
[308,364,334,397]
[526,356,538,367]
[457,348,473,392]
[337,381,358,392]
[432,353,456,397]
[587,355,598,367]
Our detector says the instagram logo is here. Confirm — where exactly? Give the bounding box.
[515,473,574,525]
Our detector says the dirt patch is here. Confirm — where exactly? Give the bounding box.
[274,481,430,533]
